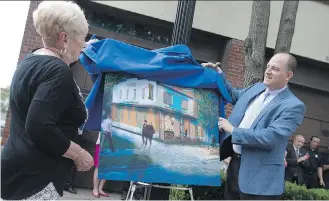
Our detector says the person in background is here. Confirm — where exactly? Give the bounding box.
[203,53,305,200]
[285,135,309,185]
[1,1,96,200]
[303,136,325,189]
[321,146,329,189]
[92,133,109,198]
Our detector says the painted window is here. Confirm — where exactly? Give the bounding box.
[126,89,129,99]
[142,88,145,99]
[163,92,173,105]
[148,84,154,100]
[120,90,122,99]
[181,100,188,110]
[133,89,137,99]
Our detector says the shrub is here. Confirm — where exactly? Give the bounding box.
[169,171,329,200]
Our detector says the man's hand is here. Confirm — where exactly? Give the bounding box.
[201,62,223,73]
[218,117,234,134]
[320,179,325,187]
[297,154,310,163]
[84,39,99,48]
[323,164,329,171]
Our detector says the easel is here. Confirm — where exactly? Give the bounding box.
[126,181,194,201]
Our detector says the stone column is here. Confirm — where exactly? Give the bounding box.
[171,0,196,45]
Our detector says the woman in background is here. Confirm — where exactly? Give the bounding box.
[92,132,109,198]
[1,1,97,200]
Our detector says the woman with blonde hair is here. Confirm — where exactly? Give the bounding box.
[1,1,97,200]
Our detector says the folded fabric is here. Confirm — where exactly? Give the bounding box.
[79,36,232,132]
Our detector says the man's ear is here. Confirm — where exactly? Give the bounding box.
[286,71,294,81]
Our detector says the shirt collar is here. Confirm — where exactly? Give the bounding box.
[265,86,287,96]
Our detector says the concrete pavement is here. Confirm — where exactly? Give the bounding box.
[61,188,122,200]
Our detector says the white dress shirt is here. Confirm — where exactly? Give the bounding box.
[233,86,287,154]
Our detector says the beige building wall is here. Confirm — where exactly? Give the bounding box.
[96,1,329,64]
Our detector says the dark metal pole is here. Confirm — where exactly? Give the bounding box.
[171,0,196,45]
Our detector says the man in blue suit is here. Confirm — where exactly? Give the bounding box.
[202,53,305,200]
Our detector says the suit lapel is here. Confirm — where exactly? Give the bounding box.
[250,88,291,128]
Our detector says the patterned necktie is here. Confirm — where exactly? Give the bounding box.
[295,149,299,158]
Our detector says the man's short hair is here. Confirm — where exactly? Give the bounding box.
[310,136,320,141]
[285,53,297,73]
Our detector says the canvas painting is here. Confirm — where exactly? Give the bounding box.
[98,73,221,186]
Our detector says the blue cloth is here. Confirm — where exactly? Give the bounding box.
[79,36,232,131]
[219,72,306,195]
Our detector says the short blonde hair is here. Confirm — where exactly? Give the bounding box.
[33,1,89,46]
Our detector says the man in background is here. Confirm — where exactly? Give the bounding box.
[303,136,325,189]
[321,146,329,189]
[285,135,309,185]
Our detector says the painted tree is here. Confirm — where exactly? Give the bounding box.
[243,1,271,87]
[274,0,299,54]
[103,73,129,113]
[194,89,219,144]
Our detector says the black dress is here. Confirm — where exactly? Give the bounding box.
[1,53,87,200]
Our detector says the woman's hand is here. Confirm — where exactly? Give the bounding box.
[62,141,94,171]
[75,149,94,171]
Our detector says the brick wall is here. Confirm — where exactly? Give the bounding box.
[1,1,43,146]
[224,39,246,117]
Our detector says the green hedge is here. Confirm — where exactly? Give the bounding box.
[169,171,329,200]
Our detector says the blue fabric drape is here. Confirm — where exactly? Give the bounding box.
[79,36,232,132]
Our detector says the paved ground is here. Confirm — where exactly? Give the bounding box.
[61,188,122,200]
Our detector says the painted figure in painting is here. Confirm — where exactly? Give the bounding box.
[101,114,116,152]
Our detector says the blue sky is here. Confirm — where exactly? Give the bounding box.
[0,1,30,88]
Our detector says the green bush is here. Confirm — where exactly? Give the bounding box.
[283,182,329,200]
[169,171,329,200]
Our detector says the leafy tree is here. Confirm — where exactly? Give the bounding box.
[1,87,10,113]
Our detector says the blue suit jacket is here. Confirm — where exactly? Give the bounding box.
[220,73,306,196]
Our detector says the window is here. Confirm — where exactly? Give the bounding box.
[126,89,129,99]
[133,89,137,99]
[148,84,154,100]
[163,92,173,105]
[181,100,188,110]
[142,88,145,99]
[120,90,122,99]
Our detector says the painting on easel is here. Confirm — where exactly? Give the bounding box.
[98,72,221,186]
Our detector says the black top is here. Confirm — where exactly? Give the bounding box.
[1,53,87,200]
[303,146,322,173]
[322,154,329,188]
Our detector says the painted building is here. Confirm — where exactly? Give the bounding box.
[106,78,208,143]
